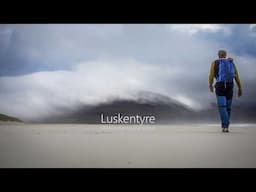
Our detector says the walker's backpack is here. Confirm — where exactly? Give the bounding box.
[214,58,235,82]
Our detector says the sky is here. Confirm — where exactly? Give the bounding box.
[0,24,256,121]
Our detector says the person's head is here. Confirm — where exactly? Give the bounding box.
[218,49,227,58]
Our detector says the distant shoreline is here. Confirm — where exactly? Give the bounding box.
[0,120,24,125]
[1,122,255,127]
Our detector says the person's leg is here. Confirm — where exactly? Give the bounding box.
[225,84,234,129]
[226,99,232,126]
[216,96,229,128]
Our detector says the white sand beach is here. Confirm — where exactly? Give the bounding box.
[0,123,256,168]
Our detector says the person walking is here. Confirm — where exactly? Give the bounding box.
[209,50,242,132]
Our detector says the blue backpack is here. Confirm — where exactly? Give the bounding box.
[214,59,235,83]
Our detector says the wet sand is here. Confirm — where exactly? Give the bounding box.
[0,123,256,168]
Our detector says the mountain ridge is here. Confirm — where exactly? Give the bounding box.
[0,113,23,122]
[9,91,256,124]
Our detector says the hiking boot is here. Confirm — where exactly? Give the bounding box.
[223,128,229,133]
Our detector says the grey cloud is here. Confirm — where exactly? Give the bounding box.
[0,24,255,120]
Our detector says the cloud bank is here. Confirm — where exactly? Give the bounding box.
[0,24,255,121]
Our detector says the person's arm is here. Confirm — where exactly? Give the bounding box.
[234,64,242,89]
[234,63,242,97]
[208,61,215,92]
